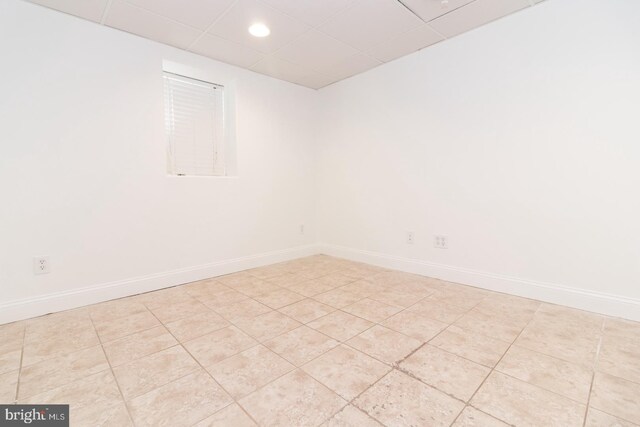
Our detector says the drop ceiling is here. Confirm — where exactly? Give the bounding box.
[25,0,547,89]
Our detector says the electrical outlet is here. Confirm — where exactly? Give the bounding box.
[434,235,448,249]
[406,231,415,244]
[299,224,305,235]
[33,256,50,274]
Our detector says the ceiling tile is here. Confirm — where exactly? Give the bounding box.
[123,0,235,30]
[429,0,530,38]
[369,23,444,62]
[105,1,202,49]
[399,0,475,22]
[259,0,353,27]
[208,0,310,54]
[28,0,108,22]
[318,0,423,52]
[274,30,358,76]
[251,57,334,89]
[190,34,264,68]
[325,53,382,82]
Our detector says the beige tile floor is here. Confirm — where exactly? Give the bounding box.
[1,255,639,426]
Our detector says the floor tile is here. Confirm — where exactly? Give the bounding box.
[382,311,448,342]
[368,289,426,308]
[314,288,366,309]
[452,406,509,427]
[216,272,258,287]
[113,345,200,399]
[254,288,306,309]
[585,408,638,427]
[454,309,528,342]
[265,273,310,288]
[278,299,335,323]
[182,279,230,300]
[25,309,91,340]
[430,325,511,367]
[347,325,422,365]
[5,257,640,427]
[135,287,193,307]
[406,299,468,324]
[247,265,289,280]
[311,273,356,288]
[214,299,272,323]
[471,372,586,427]
[287,279,338,297]
[535,304,604,333]
[183,326,257,367]
[0,350,21,375]
[355,370,464,427]
[515,320,600,368]
[307,311,374,342]
[208,345,294,399]
[93,310,160,343]
[0,370,18,402]
[400,344,490,401]
[102,325,177,367]
[428,287,487,310]
[128,370,232,427]
[235,311,301,342]
[148,297,210,324]
[590,372,640,425]
[302,344,390,400]
[89,297,148,322]
[22,325,100,367]
[264,326,339,366]
[164,310,230,342]
[239,369,347,427]
[194,403,257,426]
[496,345,592,403]
[597,334,640,384]
[19,345,109,399]
[199,289,251,309]
[74,402,133,427]
[604,318,640,340]
[229,280,282,298]
[322,405,381,427]
[0,324,24,355]
[341,298,402,323]
[21,370,122,417]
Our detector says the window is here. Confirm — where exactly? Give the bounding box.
[163,71,225,176]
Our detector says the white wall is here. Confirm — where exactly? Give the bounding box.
[0,0,318,323]
[316,0,640,319]
[3,0,639,324]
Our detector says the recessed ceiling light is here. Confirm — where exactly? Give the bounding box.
[248,23,270,38]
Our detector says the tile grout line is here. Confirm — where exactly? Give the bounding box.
[581,317,606,427]
[142,305,263,427]
[87,314,138,426]
[453,302,544,426]
[13,324,27,403]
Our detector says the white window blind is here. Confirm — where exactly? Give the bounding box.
[163,72,225,176]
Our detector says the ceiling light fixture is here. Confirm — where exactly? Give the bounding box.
[248,23,270,37]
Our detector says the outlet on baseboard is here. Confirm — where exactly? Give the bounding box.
[434,235,448,249]
[33,256,50,274]
[406,231,415,244]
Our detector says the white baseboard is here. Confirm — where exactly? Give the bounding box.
[319,243,640,322]
[0,244,320,325]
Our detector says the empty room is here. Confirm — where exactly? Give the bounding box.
[1,0,639,425]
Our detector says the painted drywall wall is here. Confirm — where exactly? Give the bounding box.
[316,0,640,316]
[0,0,318,322]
